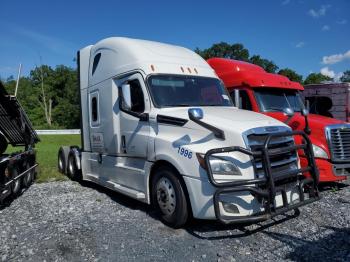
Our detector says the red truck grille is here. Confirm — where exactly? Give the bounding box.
[327,125,350,162]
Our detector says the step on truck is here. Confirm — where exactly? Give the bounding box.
[0,82,39,203]
[208,58,350,182]
[58,37,319,228]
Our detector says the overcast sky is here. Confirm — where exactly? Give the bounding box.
[0,0,349,80]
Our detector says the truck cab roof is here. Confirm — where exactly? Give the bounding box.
[82,37,217,87]
[207,58,304,91]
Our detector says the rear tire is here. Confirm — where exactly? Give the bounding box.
[22,162,34,188]
[151,166,189,228]
[67,152,82,181]
[10,167,21,196]
[58,147,67,174]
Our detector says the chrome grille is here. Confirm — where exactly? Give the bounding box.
[327,125,350,162]
[244,127,299,178]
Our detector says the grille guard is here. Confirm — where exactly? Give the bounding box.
[204,130,320,224]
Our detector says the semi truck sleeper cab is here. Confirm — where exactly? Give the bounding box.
[58,37,319,228]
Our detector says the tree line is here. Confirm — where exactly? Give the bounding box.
[195,42,350,84]
[1,41,349,129]
[3,65,79,129]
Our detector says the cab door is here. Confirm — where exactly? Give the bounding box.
[101,73,151,192]
[116,73,151,157]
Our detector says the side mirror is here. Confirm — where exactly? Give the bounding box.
[301,108,309,116]
[283,108,295,124]
[121,84,131,110]
[188,108,204,120]
[283,108,295,117]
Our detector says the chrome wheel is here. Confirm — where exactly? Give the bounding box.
[156,177,176,215]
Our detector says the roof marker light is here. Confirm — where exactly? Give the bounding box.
[187,67,192,73]
[181,67,185,73]
[151,65,155,71]
[194,68,198,74]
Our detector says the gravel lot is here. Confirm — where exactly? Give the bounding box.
[0,179,349,262]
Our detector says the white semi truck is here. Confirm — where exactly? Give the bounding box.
[58,37,319,228]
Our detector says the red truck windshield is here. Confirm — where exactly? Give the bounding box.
[147,75,233,108]
[255,89,303,112]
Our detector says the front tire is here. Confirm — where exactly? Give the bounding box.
[152,166,189,228]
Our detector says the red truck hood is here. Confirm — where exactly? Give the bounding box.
[264,112,345,153]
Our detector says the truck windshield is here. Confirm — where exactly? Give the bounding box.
[254,88,303,112]
[147,75,233,108]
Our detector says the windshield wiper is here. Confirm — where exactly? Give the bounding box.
[266,107,283,112]
[162,104,192,107]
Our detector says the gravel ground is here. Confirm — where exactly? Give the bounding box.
[0,179,349,262]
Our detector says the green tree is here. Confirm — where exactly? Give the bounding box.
[340,70,350,82]
[2,64,79,129]
[278,68,303,83]
[51,65,80,129]
[304,73,332,85]
[249,55,279,73]
[30,65,56,127]
[195,42,250,61]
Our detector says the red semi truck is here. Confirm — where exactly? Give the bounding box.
[208,58,350,182]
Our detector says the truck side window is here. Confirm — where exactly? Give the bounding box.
[128,80,145,113]
[91,96,98,122]
[240,90,252,110]
[230,90,252,110]
[92,53,101,75]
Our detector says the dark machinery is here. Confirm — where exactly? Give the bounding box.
[0,81,39,203]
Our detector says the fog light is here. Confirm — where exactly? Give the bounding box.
[222,202,240,214]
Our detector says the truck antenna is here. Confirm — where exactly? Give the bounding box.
[14,63,22,97]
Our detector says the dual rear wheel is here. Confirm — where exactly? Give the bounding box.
[6,162,35,197]
[58,146,81,181]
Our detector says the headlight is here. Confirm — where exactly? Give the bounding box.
[196,153,242,176]
[210,157,242,176]
[312,144,328,159]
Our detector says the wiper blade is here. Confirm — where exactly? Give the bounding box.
[162,104,192,107]
[266,107,283,112]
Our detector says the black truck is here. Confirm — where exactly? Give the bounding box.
[0,81,39,203]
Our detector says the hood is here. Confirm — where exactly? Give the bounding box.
[265,111,346,145]
[265,112,344,129]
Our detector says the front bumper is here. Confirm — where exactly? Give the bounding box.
[301,157,349,182]
[331,162,350,177]
[205,131,320,224]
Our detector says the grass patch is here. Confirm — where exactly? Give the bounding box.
[6,134,81,183]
